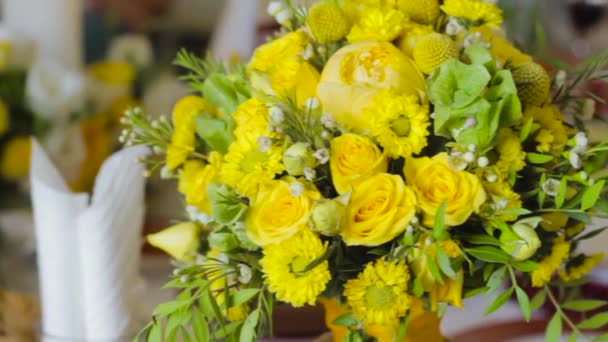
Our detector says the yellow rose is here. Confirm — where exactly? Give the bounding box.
[0,136,31,179]
[341,173,417,246]
[317,40,425,132]
[330,133,388,194]
[405,153,486,226]
[246,178,320,246]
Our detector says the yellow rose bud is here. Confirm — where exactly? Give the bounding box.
[307,2,351,43]
[147,222,201,261]
[283,142,317,176]
[246,178,320,246]
[310,193,350,236]
[0,136,31,179]
[317,40,425,132]
[330,134,388,194]
[341,173,417,246]
[404,153,486,226]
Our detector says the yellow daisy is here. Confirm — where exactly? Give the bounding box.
[178,152,222,214]
[531,236,571,287]
[344,258,411,326]
[219,133,284,198]
[232,98,270,138]
[260,229,331,307]
[347,7,406,43]
[524,105,571,155]
[441,0,503,28]
[495,128,526,178]
[560,254,604,282]
[366,91,430,158]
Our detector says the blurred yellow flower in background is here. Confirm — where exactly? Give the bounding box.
[532,235,570,287]
[70,115,113,192]
[347,7,405,43]
[398,0,440,25]
[87,61,136,85]
[0,136,31,179]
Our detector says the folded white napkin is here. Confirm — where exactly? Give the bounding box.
[30,139,148,340]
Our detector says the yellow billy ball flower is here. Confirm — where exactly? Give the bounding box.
[398,0,440,25]
[260,229,331,307]
[511,62,551,107]
[307,2,351,43]
[147,222,201,261]
[366,91,430,158]
[178,152,222,215]
[531,235,570,287]
[317,40,425,132]
[347,7,406,43]
[441,0,503,28]
[560,253,604,282]
[344,258,411,326]
[413,33,459,74]
[329,133,388,195]
[0,136,31,179]
[341,173,417,246]
[0,99,9,137]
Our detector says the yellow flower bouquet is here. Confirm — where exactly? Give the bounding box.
[123,0,608,341]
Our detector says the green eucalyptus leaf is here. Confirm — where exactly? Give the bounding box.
[462,234,502,246]
[425,251,445,285]
[520,117,534,142]
[486,266,507,294]
[512,260,539,272]
[192,310,210,341]
[153,300,189,316]
[556,178,568,209]
[147,322,162,342]
[433,201,448,240]
[436,245,457,279]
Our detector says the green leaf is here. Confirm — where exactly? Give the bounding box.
[433,201,448,241]
[195,114,234,154]
[209,231,240,252]
[582,180,605,211]
[207,289,228,334]
[556,178,568,209]
[566,333,579,342]
[512,260,540,272]
[485,288,514,315]
[499,207,532,217]
[462,234,502,246]
[565,211,591,223]
[412,277,424,297]
[578,312,608,329]
[562,300,607,312]
[147,323,162,342]
[181,327,194,342]
[153,300,189,316]
[230,289,260,308]
[520,117,534,142]
[207,183,248,224]
[214,321,243,339]
[239,309,260,342]
[436,246,457,279]
[165,309,191,338]
[465,246,512,264]
[426,252,445,285]
[545,312,562,342]
[530,290,547,312]
[527,153,554,164]
[465,287,487,298]
[192,310,210,341]
[202,73,242,116]
[486,266,507,294]
[593,333,608,342]
[397,317,409,342]
[515,287,531,322]
[576,227,608,241]
[333,313,358,327]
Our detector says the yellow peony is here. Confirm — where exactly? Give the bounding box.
[260,229,331,307]
[347,7,406,43]
[341,173,417,246]
[166,96,217,170]
[398,0,440,25]
[329,133,388,194]
[246,178,320,246]
[441,0,503,28]
[248,31,320,106]
[0,99,9,136]
[404,153,486,226]
[317,40,425,132]
[0,136,31,179]
[147,222,201,261]
[178,152,222,215]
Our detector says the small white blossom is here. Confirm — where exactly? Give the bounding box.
[305,97,320,109]
[430,112,436,119]
[301,44,314,60]
[180,275,189,283]
[269,106,285,123]
[463,152,475,163]
[405,225,414,234]
[555,70,567,89]
[238,264,252,284]
[160,165,173,179]
[304,167,316,181]
[289,182,305,197]
[464,117,477,129]
[485,170,498,183]
[448,156,468,171]
[321,130,331,140]
[468,144,477,152]
[411,216,419,225]
[569,152,582,169]
[579,171,588,181]
[573,132,589,153]
[541,179,561,197]
[257,136,272,152]
[321,113,336,128]
[153,145,163,155]
[581,98,596,121]
[477,156,489,167]
[313,148,330,164]
[445,18,465,36]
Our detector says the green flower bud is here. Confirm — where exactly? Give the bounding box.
[283,142,317,176]
[310,193,350,236]
[500,217,542,261]
[208,231,240,252]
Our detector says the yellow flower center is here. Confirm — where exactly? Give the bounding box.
[290,255,311,275]
[340,46,391,85]
[241,149,267,173]
[365,286,394,309]
[391,116,411,137]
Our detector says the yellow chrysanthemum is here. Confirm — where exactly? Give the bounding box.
[166,96,217,170]
[347,7,406,43]
[469,26,532,67]
[178,152,222,214]
[511,62,551,107]
[531,236,571,287]
[560,254,604,282]
[495,128,526,178]
[441,0,503,28]
[366,91,430,158]
[307,2,352,43]
[0,99,9,136]
[413,33,459,74]
[524,105,571,155]
[260,229,331,307]
[232,98,270,138]
[220,133,284,198]
[398,0,440,25]
[344,258,411,326]
[206,249,249,321]
[0,136,31,179]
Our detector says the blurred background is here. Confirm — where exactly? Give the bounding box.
[0,0,608,341]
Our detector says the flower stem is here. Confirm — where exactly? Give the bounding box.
[544,285,588,341]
